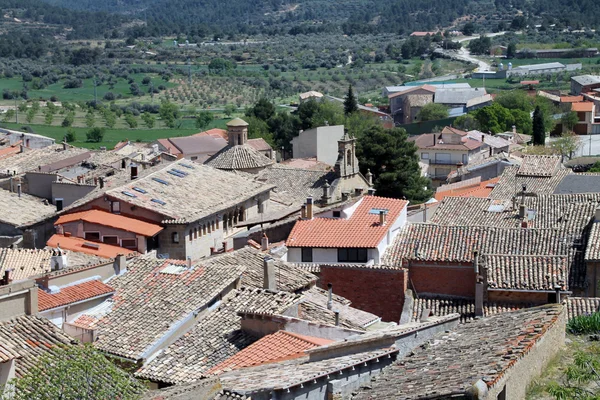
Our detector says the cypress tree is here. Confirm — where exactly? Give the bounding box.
[344,85,359,116]
[532,106,545,145]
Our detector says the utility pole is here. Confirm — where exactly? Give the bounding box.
[150,81,154,104]
[93,76,98,104]
[188,58,192,86]
[14,97,18,124]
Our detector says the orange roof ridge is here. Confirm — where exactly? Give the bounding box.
[47,234,138,259]
[56,209,163,237]
[280,331,335,346]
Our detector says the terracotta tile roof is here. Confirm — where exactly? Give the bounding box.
[353,304,563,399]
[441,126,468,136]
[206,247,316,292]
[0,188,57,228]
[516,155,562,177]
[279,158,332,171]
[434,177,498,201]
[207,331,333,374]
[195,128,228,140]
[205,144,275,170]
[105,160,274,224]
[286,196,408,248]
[567,297,600,320]
[0,248,53,281]
[247,138,273,152]
[561,95,584,103]
[38,279,115,311]
[135,287,302,384]
[585,222,600,261]
[79,257,246,361]
[0,142,21,159]
[572,102,595,112]
[220,348,397,395]
[485,254,569,291]
[410,295,533,323]
[47,234,137,259]
[410,133,483,151]
[56,209,163,237]
[168,135,227,156]
[388,85,436,99]
[157,138,182,155]
[489,165,571,199]
[0,315,73,376]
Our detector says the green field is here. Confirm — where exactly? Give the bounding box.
[0,118,228,150]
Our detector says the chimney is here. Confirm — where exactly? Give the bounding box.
[19,144,24,153]
[114,254,126,275]
[1,270,11,286]
[512,196,517,211]
[334,310,340,326]
[327,283,333,310]
[521,220,528,228]
[433,134,436,146]
[131,164,138,180]
[519,204,526,219]
[512,125,517,134]
[186,256,192,268]
[63,141,67,150]
[301,204,307,219]
[473,250,479,275]
[379,210,387,226]
[367,188,376,195]
[554,285,561,303]
[263,256,276,291]
[366,169,373,186]
[222,241,228,252]
[475,280,484,317]
[99,177,104,189]
[261,234,269,251]
[306,197,314,220]
[321,182,331,205]
[50,247,68,271]
[17,183,21,198]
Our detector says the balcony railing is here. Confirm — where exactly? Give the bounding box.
[427,159,466,166]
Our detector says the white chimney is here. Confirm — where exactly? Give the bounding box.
[327,283,333,310]
[50,247,68,271]
[263,256,276,291]
[261,234,269,251]
[114,254,127,275]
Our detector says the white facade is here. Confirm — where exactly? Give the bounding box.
[291,125,345,166]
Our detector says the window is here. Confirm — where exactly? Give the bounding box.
[435,153,451,163]
[84,232,101,242]
[191,156,198,161]
[103,236,119,245]
[212,221,215,230]
[189,231,193,241]
[172,232,180,243]
[194,228,198,239]
[347,150,352,166]
[55,198,64,212]
[338,248,368,263]
[301,248,313,262]
[333,211,341,218]
[203,225,207,235]
[121,238,137,249]
[421,152,429,160]
[111,201,120,214]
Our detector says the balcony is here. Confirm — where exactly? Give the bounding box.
[427,159,466,166]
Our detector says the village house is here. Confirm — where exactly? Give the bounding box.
[571,74,600,95]
[0,128,55,149]
[291,125,345,166]
[155,134,227,162]
[62,159,274,260]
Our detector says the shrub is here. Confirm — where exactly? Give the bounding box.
[103,92,116,101]
[64,78,83,89]
[65,129,76,142]
[567,312,600,334]
[86,127,105,143]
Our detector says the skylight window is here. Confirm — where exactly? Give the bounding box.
[121,191,137,198]
[167,170,186,178]
[369,208,389,215]
[171,168,188,176]
[180,163,195,169]
[151,198,166,205]
[152,177,169,185]
[133,187,147,194]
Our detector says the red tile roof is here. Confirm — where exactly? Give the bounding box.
[55,209,163,237]
[521,80,540,85]
[47,234,138,259]
[207,330,333,374]
[388,85,437,99]
[560,95,584,103]
[38,280,114,311]
[195,128,228,140]
[434,177,499,201]
[157,139,182,155]
[572,102,595,112]
[0,141,22,159]
[286,196,408,248]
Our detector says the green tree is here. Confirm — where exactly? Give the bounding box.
[26,108,35,123]
[267,111,301,153]
[4,344,144,400]
[416,103,449,122]
[61,112,75,127]
[561,111,579,132]
[44,110,54,125]
[103,110,116,129]
[195,111,213,130]
[86,127,105,143]
[159,100,180,128]
[532,106,546,145]
[2,110,15,123]
[547,344,600,400]
[462,22,476,36]
[246,98,276,121]
[141,112,155,129]
[124,114,138,129]
[453,114,480,131]
[468,35,491,55]
[208,58,236,74]
[506,42,517,59]
[356,125,432,202]
[65,129,76,143]
[246,115,273,145]
[296,98,344,130]
[474,103,514,133]
[85,111,95,128]
[495,90,534,112]
[343,85,359,116]
[551,131,580,160]
[224,104,236,117]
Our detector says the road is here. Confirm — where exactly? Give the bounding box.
[452,31,510,72]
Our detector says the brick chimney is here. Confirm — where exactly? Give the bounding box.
[379,210,387,226]
[474,251,484,317]
[306,197,314,220]
[301,204,307,219]
[263,256,276,291]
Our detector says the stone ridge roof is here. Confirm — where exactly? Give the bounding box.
[80,257,246,361]
[0,248,53,281]
[56,209,163,237]
[353,304,563,399]
[0,145,89,176]
[585,222,600,261]
[142,378,225,400]
[489,166,571,199]
[429,194,600,232]
[247,138,272,152]
[0,315,73,376]
[254,165,334,206]
[485,254,569,291]
[105,160,274,223]
[517,155,562,177]
[567,297,600,320]
[410,295,533,323]
[205,144,275,170]
[286,196,408,248]
[0,188,57,227]
[410,133,482,151]
[207,331,333,375]
[205,247,317,292]
[220,348,398,395]
[300,287,381,328]
[135,287,302,384]
[38,279,115,311]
